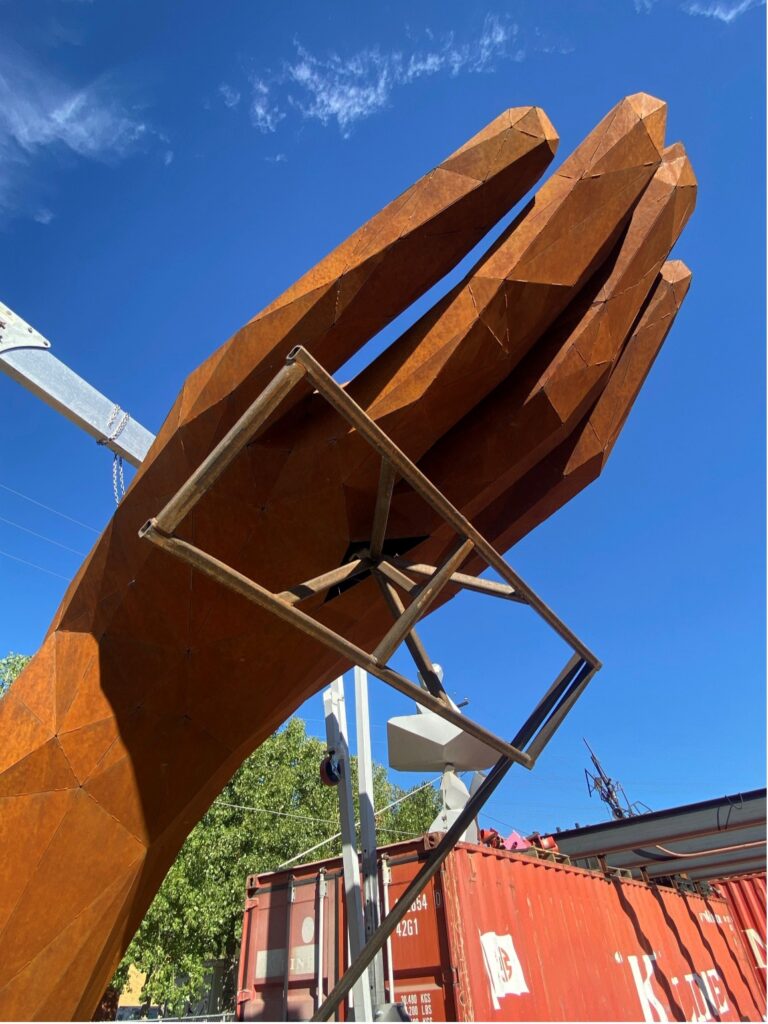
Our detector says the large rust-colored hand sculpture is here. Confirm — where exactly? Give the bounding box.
[0,94,695,1020]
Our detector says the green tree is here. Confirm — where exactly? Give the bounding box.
[118,717,440,1014]
[0,652,30,696]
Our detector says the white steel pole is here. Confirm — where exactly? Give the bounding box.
[354,667,387,1009]
[322,678,372,1022]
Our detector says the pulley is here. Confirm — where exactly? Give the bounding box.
[319,750,342,786]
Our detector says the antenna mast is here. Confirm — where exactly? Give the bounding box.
[584,738,644,820]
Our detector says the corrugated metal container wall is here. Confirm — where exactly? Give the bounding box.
[712,874,766,1001]
[440,846,764,1022]
[236,840,766,1022]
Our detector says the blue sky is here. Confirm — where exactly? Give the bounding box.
[0,0,764,839]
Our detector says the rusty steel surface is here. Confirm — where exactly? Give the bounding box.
[712,874,767,1002]
[236,841,765,1022]
[0,94,697,1019]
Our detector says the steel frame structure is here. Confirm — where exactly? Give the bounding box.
[139,344,602,1020]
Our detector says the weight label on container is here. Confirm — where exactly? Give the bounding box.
[398,990,434,1022]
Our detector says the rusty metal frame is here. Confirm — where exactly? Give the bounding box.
[140,344,601,772]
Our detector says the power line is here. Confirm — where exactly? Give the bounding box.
[0,482,99,534]
[277,776,440,869]
[0,547,72,582]
[214,801,422,839]
[480,811,517,831]
[0,514,86,557]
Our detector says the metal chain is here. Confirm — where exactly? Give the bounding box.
[98,404,131,506]
[112,454,125,506]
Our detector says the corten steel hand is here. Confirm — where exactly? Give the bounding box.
[0,93,694,1020]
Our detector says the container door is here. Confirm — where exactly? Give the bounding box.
[382,855,455,1022]
[237,871,339,1021]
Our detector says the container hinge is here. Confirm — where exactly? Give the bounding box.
[442,964,460,988]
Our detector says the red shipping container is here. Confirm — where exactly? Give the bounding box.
[712,873,766,1001]
[236,839,766,1022]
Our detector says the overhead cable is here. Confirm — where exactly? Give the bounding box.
[0,547,71,581]
[0,482,99,533]
[0,514,86,556]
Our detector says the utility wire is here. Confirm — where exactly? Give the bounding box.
[0,482,99,534]
[277,776,441,870]
[0,514,86,557]
[0,547,72,581]
[214,801,421,840]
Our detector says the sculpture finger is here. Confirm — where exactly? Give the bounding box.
[471,260,693,554]
[334,259,691,636]
[408,141,696,525]
[343,93,668,461]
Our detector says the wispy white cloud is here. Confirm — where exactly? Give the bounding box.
[264,152,287,163]
[163,148,174,166]
[249,77,284,132]
[33,207,54,224]
[286,47,392,135]
[219,15,528,139]
[0,45,165,220]
[0,80,147,158]
[218,81,241,108]
[285,15,522,136]
[683,0,764,20]
[634,0,764,17]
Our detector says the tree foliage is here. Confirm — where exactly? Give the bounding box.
[117,717,440,1014]
[0,652,30,696]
